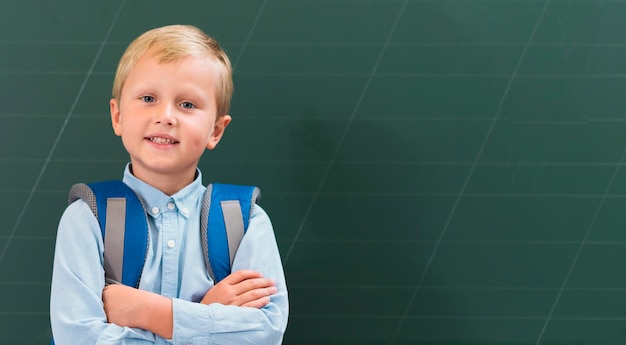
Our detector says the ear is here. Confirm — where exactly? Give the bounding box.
[110,98,122,136]
[206,115,232,150]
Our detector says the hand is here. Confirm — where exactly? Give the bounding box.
[103,284,142,327]
[201,270,277,308]
[103,284,173,338]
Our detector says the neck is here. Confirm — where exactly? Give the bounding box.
[129,164,197,196]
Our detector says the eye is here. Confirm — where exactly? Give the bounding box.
[180,101,196,110]
[141,95,155,103]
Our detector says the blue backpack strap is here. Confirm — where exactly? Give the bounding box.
[68,180,149,288]
[200,183,260,283]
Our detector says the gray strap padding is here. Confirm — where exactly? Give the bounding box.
[200,184,213,279]
[68,183,98,219]
[221,200,245,266]
[103,198,126,284]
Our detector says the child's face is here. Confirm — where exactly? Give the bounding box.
[110,52,230,183]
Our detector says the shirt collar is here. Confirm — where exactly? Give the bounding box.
[121,163,205,219]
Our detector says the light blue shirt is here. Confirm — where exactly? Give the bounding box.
[50,165,289,344]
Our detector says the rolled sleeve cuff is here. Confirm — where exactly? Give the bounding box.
[171,298,212,345]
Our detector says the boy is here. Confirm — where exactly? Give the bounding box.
[50,25,288,344]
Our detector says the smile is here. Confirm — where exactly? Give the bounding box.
[148,136,178,144]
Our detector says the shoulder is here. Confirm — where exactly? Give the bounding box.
[247,203,275,236]
[62,198,96,221]
[57,199,102,244]
[251,203,270,219]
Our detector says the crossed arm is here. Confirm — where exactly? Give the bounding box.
[103,270,278,339]
[51,200,288,344]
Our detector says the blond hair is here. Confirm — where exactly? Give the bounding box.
[112,25,233,116]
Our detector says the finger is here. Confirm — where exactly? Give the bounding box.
[222,270,264,284]
[241,296,271,309]
[223,278,274,299]
[235,278,275,295]
[236,286,278,305]
[220,277,273,298]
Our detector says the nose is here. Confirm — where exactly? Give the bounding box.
[154,103,177,126]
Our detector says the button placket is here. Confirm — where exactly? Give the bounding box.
[160,203,179,297]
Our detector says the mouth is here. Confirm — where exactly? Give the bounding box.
[147,136,179,144]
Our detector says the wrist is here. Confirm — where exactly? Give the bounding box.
[141,293,173,339]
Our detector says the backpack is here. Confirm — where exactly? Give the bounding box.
[51,181,259,344]
[68,180,261,287]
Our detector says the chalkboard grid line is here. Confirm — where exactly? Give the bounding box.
[534,144,626,344]
[388,2,551,344]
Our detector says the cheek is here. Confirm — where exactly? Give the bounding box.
[117,115,146,145]
[119,119,139,137]
[119,108,147,132]
[185,118,215,142]
[193,127,214,147]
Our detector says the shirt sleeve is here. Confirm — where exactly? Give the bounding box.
[50,200,162,344]
[170,205,289,345]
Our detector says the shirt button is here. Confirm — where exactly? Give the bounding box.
[151,207,159,215]
[167,202,175,210]
[167,240,176,248]
[182,208,189,215]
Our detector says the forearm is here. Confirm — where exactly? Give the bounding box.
[51,201,160,344]
[142,294,173,339]
[103,284,173,339]
[51,264,161,344]
[172,296,288,345]
[105,286,285,345]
